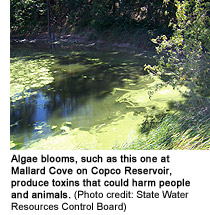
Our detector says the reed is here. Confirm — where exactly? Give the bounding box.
[115,109,210,150]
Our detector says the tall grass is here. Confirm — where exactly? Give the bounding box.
[115,107,210,150]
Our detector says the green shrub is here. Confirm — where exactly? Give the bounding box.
[145,0,210,102]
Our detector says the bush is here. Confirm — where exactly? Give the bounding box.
[145,0,210,103]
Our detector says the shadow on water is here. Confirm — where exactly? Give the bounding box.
[10,43,156,148]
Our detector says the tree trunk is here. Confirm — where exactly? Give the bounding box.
[47,0,51,39]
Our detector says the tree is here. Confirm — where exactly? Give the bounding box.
[145,0,210,104]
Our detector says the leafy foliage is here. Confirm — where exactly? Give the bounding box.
[145,0,210,102]
[10,0,176,36]
[11,0,47,35]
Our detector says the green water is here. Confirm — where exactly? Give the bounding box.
[10,43,186,150]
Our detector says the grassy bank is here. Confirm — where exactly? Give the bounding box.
[114,106,210,150]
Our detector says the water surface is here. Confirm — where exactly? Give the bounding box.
[10,43,184,149]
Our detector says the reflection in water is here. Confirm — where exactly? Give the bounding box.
[10,43,155,148]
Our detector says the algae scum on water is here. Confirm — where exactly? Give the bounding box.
[10,44,187,150]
